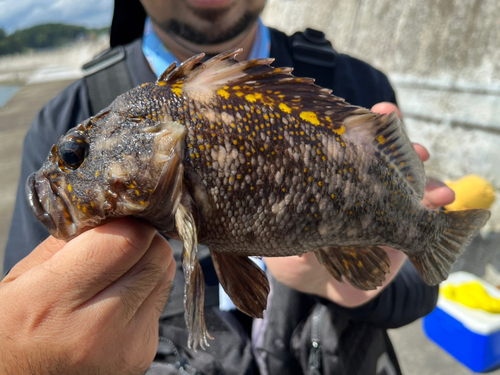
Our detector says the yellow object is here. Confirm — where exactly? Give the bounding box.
[441,281,500,313]
[445,174,495,211]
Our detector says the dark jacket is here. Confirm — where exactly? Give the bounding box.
[4,28,438,375]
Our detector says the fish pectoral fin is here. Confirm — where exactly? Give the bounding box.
[175,203,213,350]
[211,250,269,318]
[313,246,391,291]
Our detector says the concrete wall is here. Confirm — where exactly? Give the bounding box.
[263,0,500,234]
[263,0,500,84]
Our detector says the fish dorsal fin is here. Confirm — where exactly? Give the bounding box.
[156,49,311,97]
[342,109,426,200]
[159,52,207,83]
[157,62,178,82]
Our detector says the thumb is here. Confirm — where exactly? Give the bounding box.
[371,102,401,119]
[2,236,66,282]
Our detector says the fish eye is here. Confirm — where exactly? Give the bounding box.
[57,133,89,170]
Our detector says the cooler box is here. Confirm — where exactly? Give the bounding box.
[423,272,500,372]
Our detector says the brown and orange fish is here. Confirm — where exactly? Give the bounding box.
[27,50,490,349]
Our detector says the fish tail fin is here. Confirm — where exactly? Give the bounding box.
[409,209,490,285]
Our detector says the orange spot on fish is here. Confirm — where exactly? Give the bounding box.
[218,89,230,99]
[300,111,320,125]
[172,83,182,97]
[245,94,257,103]
[279,103,291,113]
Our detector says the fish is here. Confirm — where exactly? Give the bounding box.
[26,49,491,349]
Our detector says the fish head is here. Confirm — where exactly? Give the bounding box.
[26,84,186,241]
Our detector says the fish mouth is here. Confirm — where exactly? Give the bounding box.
[26,173,78,241]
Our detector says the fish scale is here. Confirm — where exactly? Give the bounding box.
[27,49,490,350]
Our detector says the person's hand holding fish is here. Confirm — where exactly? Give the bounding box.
[0,218,175,375]
[265,102,457,307]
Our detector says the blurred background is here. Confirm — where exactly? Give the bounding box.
[0,0,499,373]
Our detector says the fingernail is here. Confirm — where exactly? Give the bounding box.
[426,178,447,191]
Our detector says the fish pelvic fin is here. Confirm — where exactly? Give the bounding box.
[409,208,491,285]
[343,110,426,200]
[211,251,269,318]
[175,203,213,350]
[314,246,391,291]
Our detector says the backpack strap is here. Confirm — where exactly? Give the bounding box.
[82,46,135,115]
[290,28,337,89]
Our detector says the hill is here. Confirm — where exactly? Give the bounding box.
[0,23,109,56]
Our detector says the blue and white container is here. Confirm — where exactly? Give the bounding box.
[423,272,500,372]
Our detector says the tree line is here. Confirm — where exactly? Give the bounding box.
[0,23,109,56]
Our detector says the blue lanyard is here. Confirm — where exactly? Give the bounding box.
[142,17,271,78]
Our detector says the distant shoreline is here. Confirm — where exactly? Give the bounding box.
[0,37,109,85]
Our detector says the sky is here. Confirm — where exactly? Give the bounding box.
[0,0,114,33]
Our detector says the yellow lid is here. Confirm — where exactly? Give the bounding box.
[445,174,495,210]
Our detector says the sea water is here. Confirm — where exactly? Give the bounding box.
[0,85,20,109]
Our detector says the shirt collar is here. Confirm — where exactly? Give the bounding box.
[142,17,271,78]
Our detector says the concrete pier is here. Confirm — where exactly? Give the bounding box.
[0,79,77,275]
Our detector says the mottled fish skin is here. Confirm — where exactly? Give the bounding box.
[128,59,436,260]
[27,49,490,350]
[180,89,429,257]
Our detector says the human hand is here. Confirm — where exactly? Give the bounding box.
[370,102,455,209]
[0,218,175,375]
[265,102,455,307]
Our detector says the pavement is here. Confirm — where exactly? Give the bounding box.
[0,78,499,375]
[0,79,77,275]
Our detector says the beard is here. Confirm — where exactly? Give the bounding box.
[155,6,262,45]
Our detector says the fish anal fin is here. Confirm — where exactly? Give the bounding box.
[343,110,426,200]
[410,208,490,285]
[211,251,269,318]
[314,246,391,291]
[175,203,213,350]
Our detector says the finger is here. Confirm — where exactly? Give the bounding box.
[125,256,176,371]
[36,218,159,304]
[371,102,401,119]
[84,233,174,320]
[422,178,455,209]
[3,236,66,282]
[413,143,430,162]
[134,250,176,323]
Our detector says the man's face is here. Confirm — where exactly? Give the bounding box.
[140,0,267,45]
